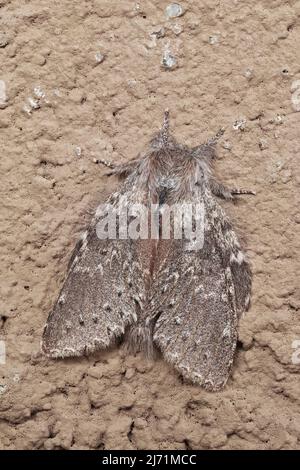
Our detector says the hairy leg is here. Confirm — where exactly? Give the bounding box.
[94,158,139,177]
[210,178,256,200]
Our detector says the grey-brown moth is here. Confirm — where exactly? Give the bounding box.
[42,111,254,391]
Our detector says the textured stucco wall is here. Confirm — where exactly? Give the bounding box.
[0,0,300,449]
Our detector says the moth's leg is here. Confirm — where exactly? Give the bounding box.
[93,158,115,169]
[94,158,138,177]
[231,188,256,196]
[210,178,255,200]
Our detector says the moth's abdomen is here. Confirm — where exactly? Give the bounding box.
[126,323,154,359]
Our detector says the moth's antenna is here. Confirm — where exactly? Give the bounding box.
[162,109,170,145]
[206,128,225,146]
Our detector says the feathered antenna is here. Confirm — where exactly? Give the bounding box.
[206,127,225,146]
[161,109,170,145]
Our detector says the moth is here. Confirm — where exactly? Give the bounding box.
[42,111,254,391]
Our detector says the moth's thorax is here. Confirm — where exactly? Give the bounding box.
[132,143,213,201]
[157,175,178,190]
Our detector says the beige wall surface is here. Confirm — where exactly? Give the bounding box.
[0,0,300,450]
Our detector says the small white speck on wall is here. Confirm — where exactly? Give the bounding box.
[291,80,300,112]
[165,3,184,19]
[0,340,6,365]
[0,80,7,107]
